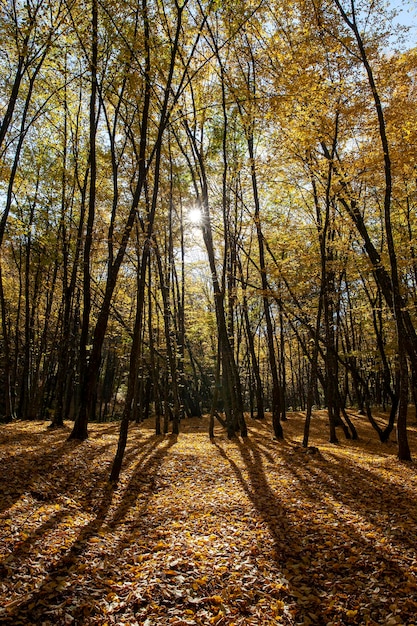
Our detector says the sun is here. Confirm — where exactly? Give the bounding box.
[188,207,202,224]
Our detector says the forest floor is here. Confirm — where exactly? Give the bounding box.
[1,412,417,626]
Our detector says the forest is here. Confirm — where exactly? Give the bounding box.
[2,0,417,623]
[1,0,417,460]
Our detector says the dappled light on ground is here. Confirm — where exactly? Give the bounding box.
[1,411,417,625]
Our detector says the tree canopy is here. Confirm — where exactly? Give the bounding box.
[1,0,417,464]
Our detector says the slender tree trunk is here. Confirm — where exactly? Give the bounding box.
[247,134,283,439]
[154,237,181,434]
[110,0,190,477]
[209,340,222,440]
[18,187,39,419]
[242,290,265,420]
[0,262,14,422]
[333,0,411,459]
[148,260,161,435]
[70,0,98,440]
[279,304,287,421]
[110,242,149,483]
[303,291,323,448]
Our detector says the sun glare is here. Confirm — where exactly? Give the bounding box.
[188,207,202,224]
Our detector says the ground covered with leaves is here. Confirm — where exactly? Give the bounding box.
[1,412,417,625]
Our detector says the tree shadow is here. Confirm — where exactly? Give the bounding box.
[213,430,417,624]
[108,432,178,527]
[0,438,82,513]
[3,432,178,625]
[0,421,147,514]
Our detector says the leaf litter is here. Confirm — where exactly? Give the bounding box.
[1,411,417,625]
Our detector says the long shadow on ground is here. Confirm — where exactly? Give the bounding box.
[213,425,417,625]
[2,430,178,625]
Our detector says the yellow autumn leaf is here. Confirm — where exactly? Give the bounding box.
[272,600,285,614]
[163,569,178,576]
[209,595,223,604]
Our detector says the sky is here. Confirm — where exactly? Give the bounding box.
[390,0,417,46]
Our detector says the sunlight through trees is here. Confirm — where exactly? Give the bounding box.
[0,0,417,466]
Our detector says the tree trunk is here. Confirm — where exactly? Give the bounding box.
[247,133,283,439]
[333,0,412,459]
